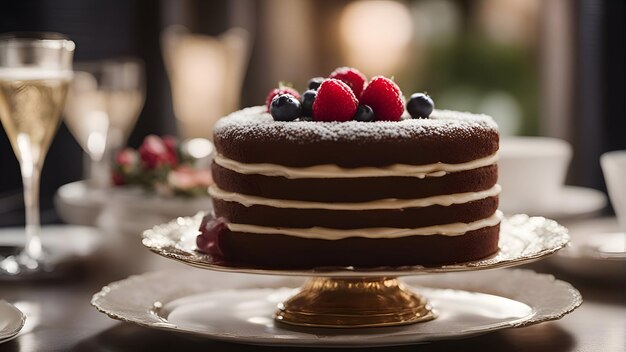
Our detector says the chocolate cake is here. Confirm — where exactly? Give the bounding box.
[200,106,501,268]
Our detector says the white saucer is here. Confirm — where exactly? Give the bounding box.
[97,186,212,236]
[548,217,625,280]
[54,180,107,227]
[0,300,25,343]
[501,186,607,219]
[92,269,581,347]
[0,225,103,276]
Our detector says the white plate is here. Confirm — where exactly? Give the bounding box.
[54,180,107,227]
[92,269,582,347]
[0,300,25,343]
[501,186,607,219]
[142,213,570,277]
[548,217,625,280]
[0,225,102,270]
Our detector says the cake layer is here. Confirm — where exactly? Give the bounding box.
[213,196,498,229]
[217,224,500,268]
[214,106,499,168]
[212,163,498,202]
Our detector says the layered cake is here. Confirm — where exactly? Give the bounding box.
[197,67,501,268]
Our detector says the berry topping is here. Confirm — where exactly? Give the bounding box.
[329,67,367,98]
[196,216,229,258]
[353,104,376,122]
[265,86,300,112]
[300,89,317,116]
[406,92,434,119]
[312,79,358,122]
[359,76,404,121]
[270,94,301,121]
[308,77,324,90]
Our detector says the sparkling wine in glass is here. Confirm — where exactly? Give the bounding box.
[63,58,145,188]
[0,32,74,276]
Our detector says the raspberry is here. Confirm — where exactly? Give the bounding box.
[329,67,367,99]
[265,87,300,112]
[312,79,358,122]
[360,76,404,121]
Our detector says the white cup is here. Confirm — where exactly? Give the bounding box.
[498,137,573,213]
[601,150,626,231]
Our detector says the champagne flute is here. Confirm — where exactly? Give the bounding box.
[0,32,74,276]
[63,58,145,188]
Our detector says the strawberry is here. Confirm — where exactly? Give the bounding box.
[265,85,300,112]
[329,67,367,99]
[359,76,404,121]
[312,79,358,122]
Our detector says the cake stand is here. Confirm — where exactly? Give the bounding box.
[140,213,572,329]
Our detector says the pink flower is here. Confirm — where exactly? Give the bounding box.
[138,135,178,169]
[162,135,178,155]
[116,148,138,168]
[197,216,229,258]
[167,166,213,191]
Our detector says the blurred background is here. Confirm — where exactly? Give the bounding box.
[0,0,624,226]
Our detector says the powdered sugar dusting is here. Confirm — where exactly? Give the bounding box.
[214,106,498,143]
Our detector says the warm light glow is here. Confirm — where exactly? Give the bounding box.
[184,138,214,159]
[340,1,413,76]
[477,0,540,46]
[162,26,250,139]
[85,110,109,161]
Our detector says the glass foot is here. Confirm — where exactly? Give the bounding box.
[0,246,53,278]
[275,277,437,328]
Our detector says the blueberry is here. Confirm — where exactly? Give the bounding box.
[308,77,324,90]
[270,94,301,121]
[353,104,376,122]
[406,93,434,119]
[300,89,317,116]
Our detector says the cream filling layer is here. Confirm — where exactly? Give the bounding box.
[214,153,498,179]
[227,211,502,240]
[210,184,501,210]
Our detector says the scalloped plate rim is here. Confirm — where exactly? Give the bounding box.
[90,268,582,347]
[141,213,570,277]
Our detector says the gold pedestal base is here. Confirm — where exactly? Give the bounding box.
[275,277,436,328]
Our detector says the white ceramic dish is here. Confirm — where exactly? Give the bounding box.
[549,217,625,280]
[54,180,107,227]
[500,186,606,219]
[91,269,581,347]
[97,186,212,236]
[498,137,572,212]
[142,213,570,277]
[55,181,213,234]
[601,150,626,230]
[0,300,25,343]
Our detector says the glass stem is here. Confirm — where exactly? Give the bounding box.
[21,162,43,260]
[90,150,111,189]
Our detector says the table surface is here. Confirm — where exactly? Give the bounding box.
[0,219,624,352]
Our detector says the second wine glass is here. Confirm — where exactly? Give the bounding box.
[64,57,145,188]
